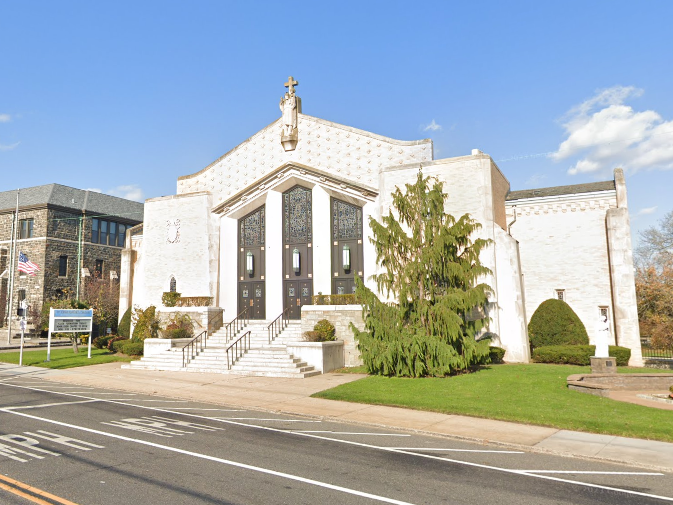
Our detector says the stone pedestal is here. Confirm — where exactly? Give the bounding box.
[591,356,617,374]
[281,130,298,151]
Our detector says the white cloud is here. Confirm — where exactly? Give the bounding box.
[423,119,442,132]
[0,141,20,151]
[637,206,657,216]
[0,114,11,123]
[107,184,144,202]
[551,86,673,176]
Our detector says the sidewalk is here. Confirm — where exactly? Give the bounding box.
[3,362,673,473]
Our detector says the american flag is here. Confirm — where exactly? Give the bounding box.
[18,252,40,276]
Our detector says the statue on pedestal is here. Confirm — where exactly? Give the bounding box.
[279,76,300,151]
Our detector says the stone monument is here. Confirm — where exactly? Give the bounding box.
[279,76,301,151]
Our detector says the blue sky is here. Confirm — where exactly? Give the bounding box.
[1,1,672,244]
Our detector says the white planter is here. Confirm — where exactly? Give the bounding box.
[286,341,344,373]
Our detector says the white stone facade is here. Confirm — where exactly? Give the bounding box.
[120,85,642,367]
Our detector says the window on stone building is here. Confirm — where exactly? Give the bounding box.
[170,276,177,293]
[92,218,99,243]
[109,222,117,247]
[19,219,34,239]
[555,289,565,301]
[18,289,25,302]
[95,260,104,279]
[118,224,126,248]
[599,306,609,319]
[59,256,68,277]
[100,220,108,245]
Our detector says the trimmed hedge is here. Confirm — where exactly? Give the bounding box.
[121,341,144,356]
[528,299,589,349]
[118,308,132,338]
[108,336,129,352]
[532,345,631,366]
[93,335,115,350]
[162,291,181,307]
[312,294,361,305]
[489,346,506,364]
[112,338,130,353]
[314,319,336,341]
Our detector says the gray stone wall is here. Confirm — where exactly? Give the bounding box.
[301,305,364,367]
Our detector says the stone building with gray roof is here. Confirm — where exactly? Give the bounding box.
[1,184,143,336]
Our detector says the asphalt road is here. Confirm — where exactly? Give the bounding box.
[0,373,672,505]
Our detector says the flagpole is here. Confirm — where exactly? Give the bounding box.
[6,189,19,345]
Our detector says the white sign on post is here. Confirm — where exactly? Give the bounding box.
[47,308,94,362]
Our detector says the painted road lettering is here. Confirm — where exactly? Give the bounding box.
[0,431,103,463]
[101,415,223,437]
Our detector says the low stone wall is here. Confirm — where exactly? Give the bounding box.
[301,305,364,367]
[286,341,344,373]
[143,338,192,357]
[567,373,673,397]
[156,307,224,335]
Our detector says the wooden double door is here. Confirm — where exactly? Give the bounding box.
[284,280,312,320]
[239,282,265,320]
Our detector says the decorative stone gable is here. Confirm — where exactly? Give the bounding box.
[177,118,431,209]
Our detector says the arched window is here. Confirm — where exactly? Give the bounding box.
[169,276,177,293]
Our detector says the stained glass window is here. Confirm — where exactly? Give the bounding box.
[169,277,176,293]
[337,286,344,295]
[255,287,262,298]
[288,287,295,297]
[241,207,265,247]
[302,287,309,297]
[332,200,362,240]
[284,186,312,243]
[243,290,249,298]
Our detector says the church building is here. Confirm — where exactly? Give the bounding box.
[119,78,642,367]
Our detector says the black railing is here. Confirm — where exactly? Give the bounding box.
[182,330,207,367]
[642,345,673,360]
[267,307,290,344]
[224,308,249,341]
[225,331,251,370]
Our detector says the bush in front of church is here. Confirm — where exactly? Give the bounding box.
[528,299,589,350]
[532,345,630,366]
[351,172,492,377]
[132,305,161,341]
[118,308,132,338]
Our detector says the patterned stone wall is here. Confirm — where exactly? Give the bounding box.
[176,115,432,207]
[301,305,364,367]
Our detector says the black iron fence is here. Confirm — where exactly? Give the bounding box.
[641,338,673,359]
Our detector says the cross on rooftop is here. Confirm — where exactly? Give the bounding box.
[284,76,298,94]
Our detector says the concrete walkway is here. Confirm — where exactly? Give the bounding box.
[2,362,673,473]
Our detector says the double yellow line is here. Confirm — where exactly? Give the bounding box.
[0,475,79,505]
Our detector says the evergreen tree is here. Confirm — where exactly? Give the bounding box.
[352,171,493,377]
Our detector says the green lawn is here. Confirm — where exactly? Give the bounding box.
[0,348,133,369]
[316,364,673,443]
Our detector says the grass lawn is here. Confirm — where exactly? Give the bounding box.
[0,348,134,369]
[316,364,673,443]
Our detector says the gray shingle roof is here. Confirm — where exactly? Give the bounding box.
[506,180,615,201]
[0,184,144,222]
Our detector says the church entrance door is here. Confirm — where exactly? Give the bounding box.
[239,282,265,320]
[282,186,313,320]
[238,206,266,320]
[284,281,313,320]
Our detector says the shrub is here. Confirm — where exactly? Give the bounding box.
[532,345,631,366]
[174,296,212,307]
[489,346,506,364]
[121,341,144,356]
[303,331,323,342]
[311,294,360,305]
[132,306,161,341]
[112,338,130,353]
[314,319,336,341]
[528,299,589,350]
[118,308,132,338]
[108,336,129,352]
[162,312,195,339]
[93,335,114,349]
[161,292,182,307]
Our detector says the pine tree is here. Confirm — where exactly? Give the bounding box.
[352,171,493,376]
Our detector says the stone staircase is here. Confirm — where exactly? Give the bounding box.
[125,318,319,378]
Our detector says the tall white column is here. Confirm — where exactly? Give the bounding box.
[265,191,283,317]
[312,186,332,296]
[219,216,238,320]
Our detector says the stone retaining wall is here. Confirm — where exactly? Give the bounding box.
[301,305,364,367]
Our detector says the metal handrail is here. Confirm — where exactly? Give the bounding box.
[182,330,207,367]
[267,307,291,344]
[225,331,251,370]
[224,308,249,340]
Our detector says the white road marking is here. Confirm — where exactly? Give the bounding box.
[162,408,244,412]
[291,431,410,436]
[0,409,416,505]
[123,399,186,402]
[519,470,664,476]
[1,382,670,503]
[214,417,321,422]
[391,447,524,454]
[7,400,101,410]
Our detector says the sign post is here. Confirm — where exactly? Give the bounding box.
[47,308,94,362]
[19,318,26,366]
